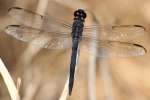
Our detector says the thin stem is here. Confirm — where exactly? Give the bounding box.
[59,78,69,100]
[99,58,114,100]
[88,23,97,100]
[0,58,20,100]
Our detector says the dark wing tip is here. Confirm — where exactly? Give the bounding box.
[8,6,23,12]
[5,25,22,33]
[133,43,147,54]
[133,25,146,31]
[6,25,21,29]
[112,24,146,31]
[8,6,43,19]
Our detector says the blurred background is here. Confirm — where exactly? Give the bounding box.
[0,0,150,100]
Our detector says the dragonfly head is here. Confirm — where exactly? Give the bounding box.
[74,9,86,22]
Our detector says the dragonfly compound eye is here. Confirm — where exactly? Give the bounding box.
[74,9,87,21]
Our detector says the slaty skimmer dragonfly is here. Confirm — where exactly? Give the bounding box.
[4,7,146,95]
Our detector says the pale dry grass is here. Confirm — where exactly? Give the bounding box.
[0,58,20,100]
[0,0,150,100]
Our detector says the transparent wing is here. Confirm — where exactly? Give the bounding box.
[8,7,72,33]
[7,7,146,58]
[83,25,145,40]
[5,25,146,57]
[8,7,145,40]
[5,25,72,49]
[80,37,146,57]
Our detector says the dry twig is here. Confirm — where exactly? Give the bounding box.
[0,58,20,100]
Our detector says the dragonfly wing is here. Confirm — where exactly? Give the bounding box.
[42,15,72,33]
[80,37,146,58]
[83,25,145,40]
[8,7,72,33]
[8,7,43,28]
[43,34,72,50]
[5,25,41,41]
[5,25,72,49]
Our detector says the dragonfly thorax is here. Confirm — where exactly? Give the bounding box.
[74,9,86,22]
[72,20,84,39]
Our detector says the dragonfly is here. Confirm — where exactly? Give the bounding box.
[5,7,146,95]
